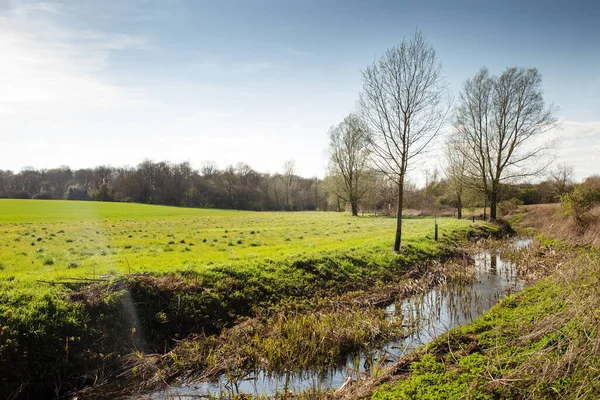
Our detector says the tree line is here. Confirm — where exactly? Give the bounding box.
[0,156,578,217]
[0,161,328,211]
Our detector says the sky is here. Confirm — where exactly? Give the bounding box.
[1,0,599,184]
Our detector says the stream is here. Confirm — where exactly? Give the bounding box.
[143,236,532,399]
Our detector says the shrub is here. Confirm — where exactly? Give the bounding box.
[560,181,600,229]
[33,192,54,200]
[0,190,31,199]
[498,198,524,216]
[64,185,89,201]
[88,183,114,202]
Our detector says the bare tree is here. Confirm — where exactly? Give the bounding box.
[550,162,574,197]
[282,160,296,210]
[359,30,449,251]
[444,138,468,219]
[455,67,558,219]
[201,161,218,177]
[326,114,372,216]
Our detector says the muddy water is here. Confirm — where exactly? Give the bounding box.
[143,237,532,399]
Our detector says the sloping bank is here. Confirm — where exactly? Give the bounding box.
[338,210,600,399]
[0,222,498,399]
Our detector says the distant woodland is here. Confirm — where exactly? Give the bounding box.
[0,159,583,216]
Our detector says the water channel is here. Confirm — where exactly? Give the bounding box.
[144,236,533,399]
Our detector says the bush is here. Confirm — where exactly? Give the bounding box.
[33,192,54,200]
[0,190,31,199]
[64,185,89,201]
[88,183,114,202]
[560,181,600,229]
[498,198,524,216]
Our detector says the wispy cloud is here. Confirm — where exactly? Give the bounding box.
[0,1,151,116]
[559,120,600,139]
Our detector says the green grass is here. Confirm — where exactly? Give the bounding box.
[372,245,600,400]
[0,199,474,282]
[0,199,249,223]
[0,199,490,399]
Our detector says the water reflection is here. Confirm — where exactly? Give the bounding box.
[143,237,532,399]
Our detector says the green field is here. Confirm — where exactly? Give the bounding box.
[0,199,487,398]
[0,199,472,282]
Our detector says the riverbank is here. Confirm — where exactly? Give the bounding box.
[77,255,478,399]
[340,207,600,399]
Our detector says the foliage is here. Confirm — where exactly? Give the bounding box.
[560,181,600,228]
[498,198,523,216]
[32,191,54,200]
[373,353,492,400]
[65,185,89,201]
[0,159,331,211]
[88,182,113,202]
[0,282,90,397]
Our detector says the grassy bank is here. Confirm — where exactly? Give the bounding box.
[79,257,479,399]
[0,200,494,399]
[345,207,600,399]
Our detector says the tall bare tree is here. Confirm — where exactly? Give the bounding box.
[455,67,558,219]
[444,138,468,219]
[326,114,372,216]
[359,30,449,251]
[282,160,296,210]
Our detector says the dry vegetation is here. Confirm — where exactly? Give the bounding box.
[520,203,600,246]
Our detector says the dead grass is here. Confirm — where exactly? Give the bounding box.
[522,204,600,246]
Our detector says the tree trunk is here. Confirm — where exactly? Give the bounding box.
[490,191,498,220]
[351,200,358,216]
[457,196,462,219]
[483,196,487,220]
[393,184,403,252]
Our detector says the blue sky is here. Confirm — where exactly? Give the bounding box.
[1,0,599,183]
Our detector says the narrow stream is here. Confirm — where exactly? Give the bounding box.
[144,237,532,399]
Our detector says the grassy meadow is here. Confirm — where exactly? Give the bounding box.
[0,199,473,282]
[0,199,490,398]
